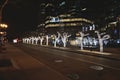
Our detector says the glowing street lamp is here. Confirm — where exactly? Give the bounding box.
[0,0,8,46]
[0,0,8,23]
[0,32,4,34]
[0,24,8,28]
[0,23,8,46]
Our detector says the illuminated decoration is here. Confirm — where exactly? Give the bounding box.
[82,27,85,32]
[30,37,34,44]
[38,36,44,45]
[89,26,92,30]
[22,38,25,43]
[83,38,88,46]
[59,1,65,7]
[82,37,98,47]
[70,35,99,48]
[53,32,61,47]
[22,35,50,46]
[22,38,28,44]
[117,39,120,44]
[85,27,88,31]
[45,3,53,7]
[28,38,31,44]
[69,9,76,12]
[81,8,87,11]
[76,32,89,50]
[21,32,101,50]
[22,30,111,52]
[61,32,71,47]
[52,32,71,47]
[93,38,98,46]
[92,24,95,30]
[34,37,39,45]
[95,31,110,52]
[46,35,50,46]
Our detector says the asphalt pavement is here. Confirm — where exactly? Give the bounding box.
[0,43,120,80]
[0,43,70,80]
[12,42,120,61]
[40,44,120,61]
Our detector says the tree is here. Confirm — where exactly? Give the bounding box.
[38,36,44,45]
[77,32,89,50]
[53,32,61,47]
[95,31,110,52]
[61,32,71,47]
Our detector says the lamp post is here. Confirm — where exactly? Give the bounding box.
[0,24,8,28]
[0,23,8,46]
[0,0,8,23]
[0,0,8,46]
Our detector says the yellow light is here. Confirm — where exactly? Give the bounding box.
[76,33,80,36]
[0,32,4,34]
[0,24,8,28]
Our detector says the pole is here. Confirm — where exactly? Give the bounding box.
[0,0,8,46]
[0,0,8,23]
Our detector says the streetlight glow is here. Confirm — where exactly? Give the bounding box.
[0,24,8,28]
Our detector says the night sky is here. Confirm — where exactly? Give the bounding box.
[1,0,120,40]
[1,0,40,40]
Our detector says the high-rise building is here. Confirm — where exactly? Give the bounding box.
[38,0,120,35]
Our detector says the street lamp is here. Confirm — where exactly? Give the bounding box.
[0,0,8,23]
[0,23,8,46]
[0,24,8,28]
[0,0,8,46]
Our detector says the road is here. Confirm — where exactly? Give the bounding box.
[15,44,120,80]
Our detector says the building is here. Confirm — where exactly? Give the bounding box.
[45,14,95,35]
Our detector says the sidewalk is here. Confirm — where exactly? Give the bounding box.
[0,43,70,80]
[41,45,120,61]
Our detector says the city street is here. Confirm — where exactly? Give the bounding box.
[0,44,70,80]
[1,0,120,80]
[3,43,119,80]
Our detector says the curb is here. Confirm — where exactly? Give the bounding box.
[41,45,120,61]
